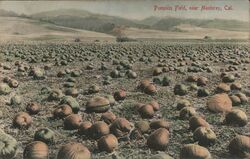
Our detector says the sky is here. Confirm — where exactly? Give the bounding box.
[0,0,249,21]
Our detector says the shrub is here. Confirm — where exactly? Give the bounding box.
[116,36,136,42]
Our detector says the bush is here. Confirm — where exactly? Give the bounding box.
[74,38,81,42]
[116,36,136,42]
[204,36,212,40]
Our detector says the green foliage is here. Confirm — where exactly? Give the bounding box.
[204,36,212,40]
[116,36,137,42]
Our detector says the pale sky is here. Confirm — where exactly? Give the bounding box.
[0,0,249,21]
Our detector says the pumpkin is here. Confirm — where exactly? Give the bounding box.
[97,134,118,153]
[34,128,55,144]
[88,121,110,139]
[13,112,32,129]
[193,127,216,146]
[228,135,250,158]
[64,114,82,130]
[56,142,91,159]
[189,116,209,131]
[86,96,110,113]
[138,104,155,118]
[110,118,132,137]
[180,144,211,159]
[53,105,72,119]
[207,93,232,113]
[147,128,170,151]
[0,130,17,159]
[225,109,248,127]
[23,141,49,159]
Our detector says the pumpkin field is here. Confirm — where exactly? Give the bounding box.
[0,41,249,159]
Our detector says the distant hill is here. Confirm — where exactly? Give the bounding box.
[2,9,248,33]
[199,19,249,32]
[138,16,162,26]
[0,16,115,43]
[150,17,249,32]
[0,9,18,17]
[32,9,92,19]
[0,9,248,41]
[31,9,148,34]
[31,9,248,33]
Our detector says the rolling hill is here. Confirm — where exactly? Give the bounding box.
[123,25,248,40]
[31,9,92,19]
[0,9,248,41]
[29,9,249,33]
[150,17,249,32]
[31,9,148,34]
[0,16,115,43]
[0,9,18,17]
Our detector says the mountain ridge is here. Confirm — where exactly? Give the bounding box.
[0,9,249,38]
